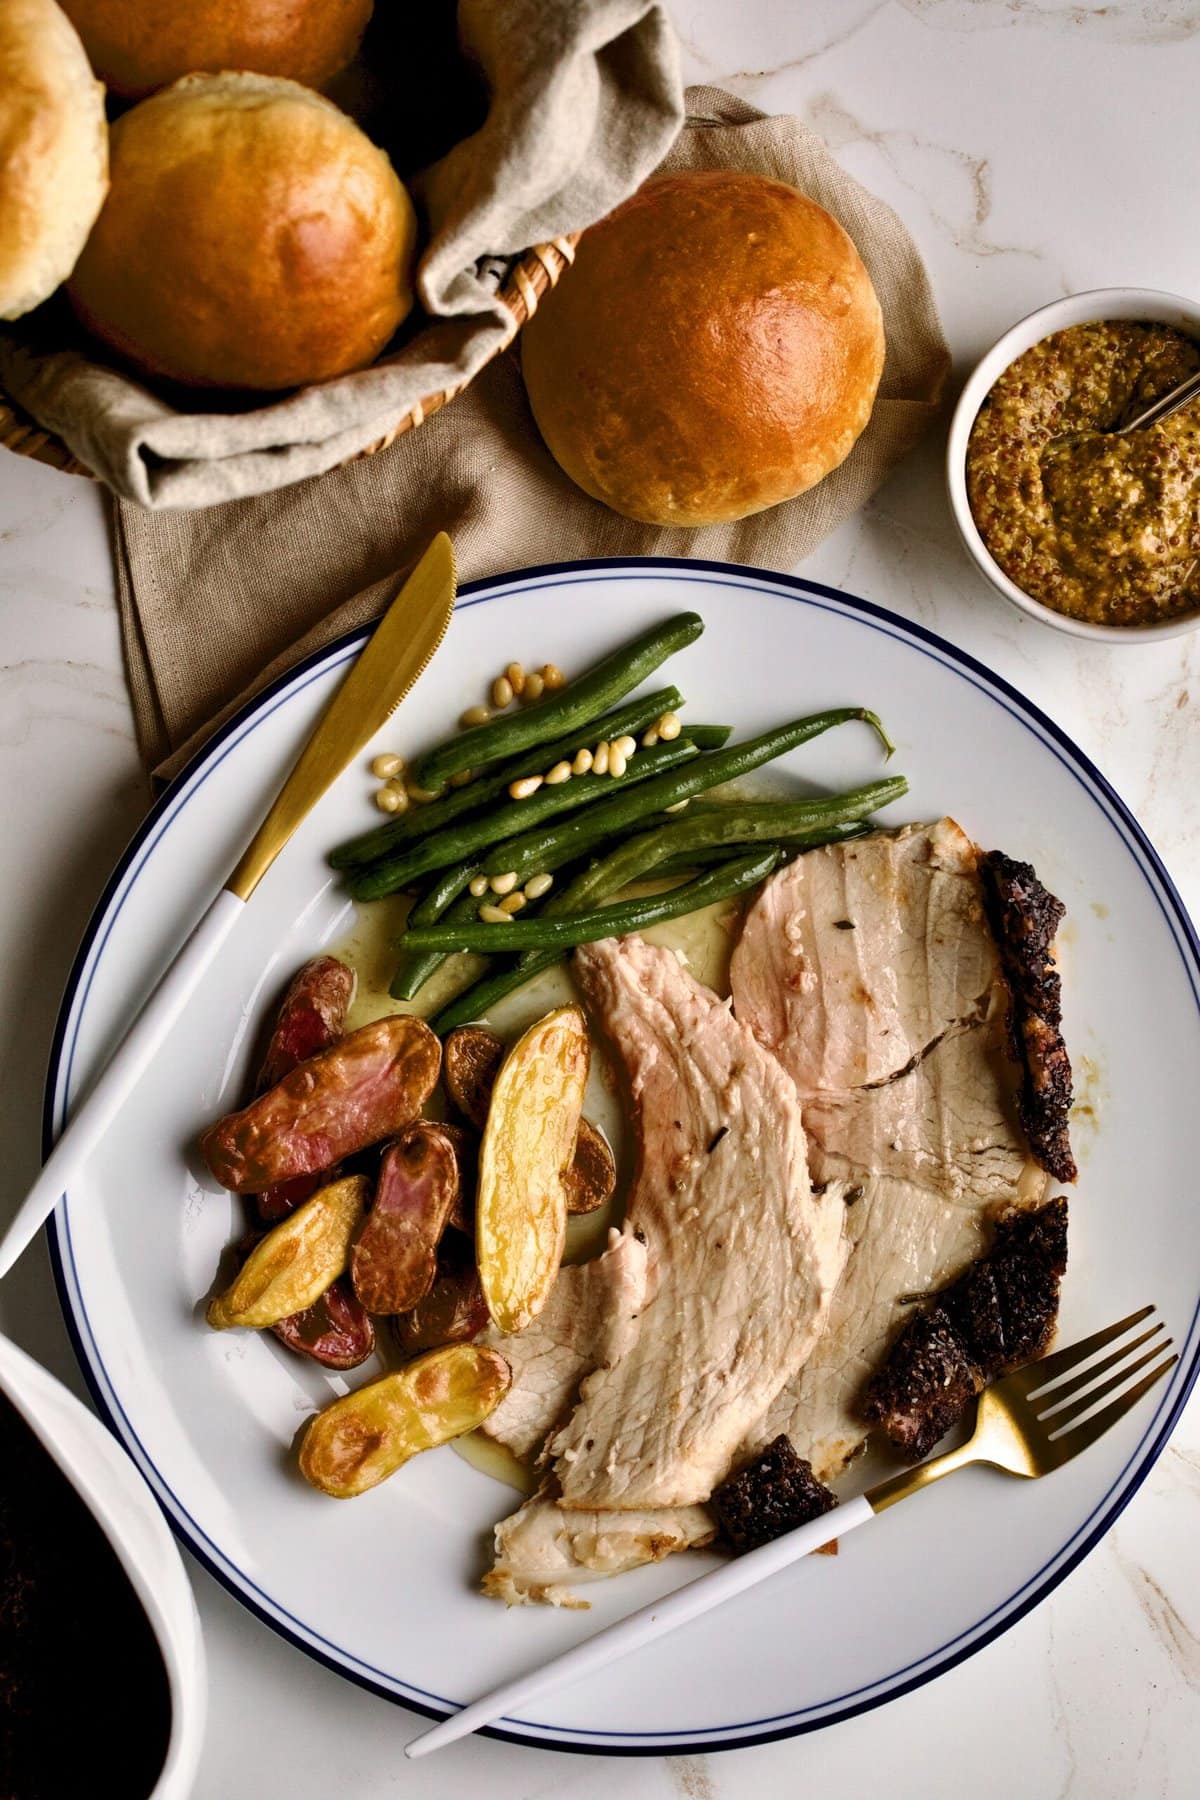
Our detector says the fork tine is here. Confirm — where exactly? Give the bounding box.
[1017,1304,1156,1394]
[1045,1340,1173,1428]
[1034,1323,1167,1415]
[1045,1354,1178,1462]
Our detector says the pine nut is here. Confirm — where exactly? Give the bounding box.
[657,711,681,740]
[374,782,409,813]
[460,704,491,729]
[406,778,445,804]
[544,759,572,785]
[523,671,545,703]
[491,675,514,709]
[497,891,526,915]
[608,747,628,778]
[508,774,543,800]
[541,663,565,690]
[525,872,553,899]
[449,768,476,788]
[490,871,518,895]
[641,727,659,747]
[505,661,526,696]
[592,740,610,776]
[371,752,405,779]
[572,747,593,776]
[469,874,489,897]
[479,904,510,924]
[614,735,637,759]
[665,799,690,813]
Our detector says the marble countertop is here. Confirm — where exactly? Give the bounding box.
[1,3,1198,1794]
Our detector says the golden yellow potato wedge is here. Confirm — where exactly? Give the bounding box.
[476,1005,590,1333]
[299,1344,511,1498]
[206,1175,368,1330]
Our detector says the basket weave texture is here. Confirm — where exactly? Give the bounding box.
[0,235,576,481]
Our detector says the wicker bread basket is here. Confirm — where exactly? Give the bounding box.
[0,234,577,481]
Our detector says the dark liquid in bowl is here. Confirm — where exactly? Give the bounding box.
[0,1394,171,1799]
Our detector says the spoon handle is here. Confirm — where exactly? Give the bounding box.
[1120,365,1200,434]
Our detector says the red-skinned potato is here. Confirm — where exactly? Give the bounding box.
[258,956,355,1091]
[272,1276,375,1370]
[389,1245,489,1356]
[439,1121,477,1234]
[254,957,355,1221]
[201,1014,440,1193]
[444,1025,614,1216]
[350,1124,459,1315]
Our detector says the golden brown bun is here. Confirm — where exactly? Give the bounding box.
[59,0,372,99]
[68,72,416,392]
[0,0,108,320]
[521,171,886,528]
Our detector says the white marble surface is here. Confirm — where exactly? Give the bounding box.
[2,3,1198,1794]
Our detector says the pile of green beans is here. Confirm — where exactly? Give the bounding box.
[405,851,782,954]
[329,684,685,870]
[476,709,894,884]
[410,612,704,790]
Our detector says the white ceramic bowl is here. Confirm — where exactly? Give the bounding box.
[946,286,1200,642]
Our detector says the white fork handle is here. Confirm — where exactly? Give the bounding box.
[404,1493,876,1758]
[0,888,245,1282]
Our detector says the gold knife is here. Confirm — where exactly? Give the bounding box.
[0,533,457,1281]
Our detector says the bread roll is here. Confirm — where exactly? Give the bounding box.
[520,171,886,527]
[0,0,108,321]
[59,0,372,100]
[68,72,416,392]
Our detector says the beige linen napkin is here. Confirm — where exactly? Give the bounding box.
[115,89,950,779]
[0,0,681,508]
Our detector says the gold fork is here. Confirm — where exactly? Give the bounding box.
[406,1304,1178,1758]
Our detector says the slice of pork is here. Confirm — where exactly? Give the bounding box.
[730,818,1000,1098]
[479,1228,649,1463]
[548,936,846,1512]
[484,1479,716,1609]
[732,821,1050,1482]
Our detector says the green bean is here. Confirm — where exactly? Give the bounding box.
[329,687,686,870]
[548,781,908,903]
[408,863,479,927]
[403,851,781,954]
[479,709,894,883]
[411,613,704,790]
[388,867,483,1000]
[344,739,701,902]
[650,821,870,877]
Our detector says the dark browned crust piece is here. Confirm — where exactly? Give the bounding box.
[981,850,1077,1182]
[862,1197,1069,1461]
[711,1435,837,1552]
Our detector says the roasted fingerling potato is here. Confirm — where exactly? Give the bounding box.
[389,1246,489,1356]
[299,1345,511,1498]
[476,1006,590,1334]
[272,1276,376,1370]
[350,1123,459,1315]
[201,1014,441,1193]
[206,1175,368,1330]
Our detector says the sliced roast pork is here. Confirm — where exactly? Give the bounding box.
[547,936,846,1512]
[480,1228,649,1463]
[731,820,1060,1483]
[484,1480,716,1609]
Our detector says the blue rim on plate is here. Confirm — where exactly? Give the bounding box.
[43,558,1200,1755]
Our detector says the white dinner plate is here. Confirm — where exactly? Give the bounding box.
[46,559,1200,1754]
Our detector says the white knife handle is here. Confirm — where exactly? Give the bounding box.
[405,1492,876,1758]
[0,888,245,1281]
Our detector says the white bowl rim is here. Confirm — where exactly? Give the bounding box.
[946,285,1200,644]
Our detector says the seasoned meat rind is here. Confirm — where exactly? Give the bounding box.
[201,1015,441,1193]
[711,1435,837,1553]
[982,850,1076,1182]
[862,1196,1069,1460]
[350,1123,459,1315]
